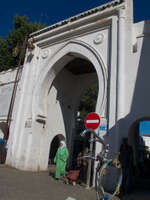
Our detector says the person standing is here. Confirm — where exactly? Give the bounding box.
[0,138,5,164]
[54,140,69,180]
[77,147,89,185]
[119,138,133,195]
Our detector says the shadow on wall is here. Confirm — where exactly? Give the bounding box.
[98,21,150,192]
[124,21,150,141]
[128,117,150,164]
[48,21,150,190]
[107,21,150,152]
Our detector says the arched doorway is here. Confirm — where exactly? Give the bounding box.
[46,58,99,187]
[49,134,65,164]
[128,117,150,190]
[31,40,107,175]
[0,122,8,164]
[0,122,8,139]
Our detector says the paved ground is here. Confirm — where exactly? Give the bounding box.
[0,165,97,200]
[0,165,150,200]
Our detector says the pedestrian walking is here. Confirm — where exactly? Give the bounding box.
[0,138,5,164]
[54,140,69,180]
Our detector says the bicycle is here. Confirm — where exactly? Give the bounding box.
[80,129,122,200]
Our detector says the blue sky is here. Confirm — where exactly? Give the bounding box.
[0,0,150,39]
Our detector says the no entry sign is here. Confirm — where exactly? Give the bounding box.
[85,112,100,130]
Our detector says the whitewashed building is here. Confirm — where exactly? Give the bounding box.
[1,0,150,187]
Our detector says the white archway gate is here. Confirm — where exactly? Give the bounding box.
[32,41,107,170]
[3,0,136,191]
[6,40,107,172]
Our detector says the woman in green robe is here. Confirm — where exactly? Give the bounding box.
[54,140,69,179]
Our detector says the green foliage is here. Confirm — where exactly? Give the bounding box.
[79,84,99,118]
[0,37,15,71]
[0,14,45,72]
[6,14,45,48]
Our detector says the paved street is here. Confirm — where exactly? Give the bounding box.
[0,165,97,200]
[0,165,150,200]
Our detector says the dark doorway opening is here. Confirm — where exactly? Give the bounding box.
[49,134,65,165]
[0,122,8,164]
[129,118,150,191]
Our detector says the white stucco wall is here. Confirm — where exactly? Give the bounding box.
[0,69,17,121]
[6,17,110,171]
[3,0,123,171]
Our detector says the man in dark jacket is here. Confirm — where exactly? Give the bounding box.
[119,138,133,195]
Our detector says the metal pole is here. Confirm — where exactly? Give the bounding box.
[86,133,94,188]
[5,36,28,140]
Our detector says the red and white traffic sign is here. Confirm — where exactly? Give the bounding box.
[85,112,100,130]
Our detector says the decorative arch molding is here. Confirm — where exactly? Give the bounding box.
[32,40,107,120]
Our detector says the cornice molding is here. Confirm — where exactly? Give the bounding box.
[29,0,125,42]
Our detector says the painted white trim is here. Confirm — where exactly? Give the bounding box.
[86,120,100,123]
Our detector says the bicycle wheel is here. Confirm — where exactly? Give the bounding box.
[95,160,122,200]
[95,168,105,200]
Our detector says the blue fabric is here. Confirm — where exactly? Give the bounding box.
[105,160,110,165]
[104,194,109,200]
[0,138,4,142]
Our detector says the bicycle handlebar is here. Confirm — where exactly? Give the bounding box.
[80,128,107,148]
[80,153,96,160]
